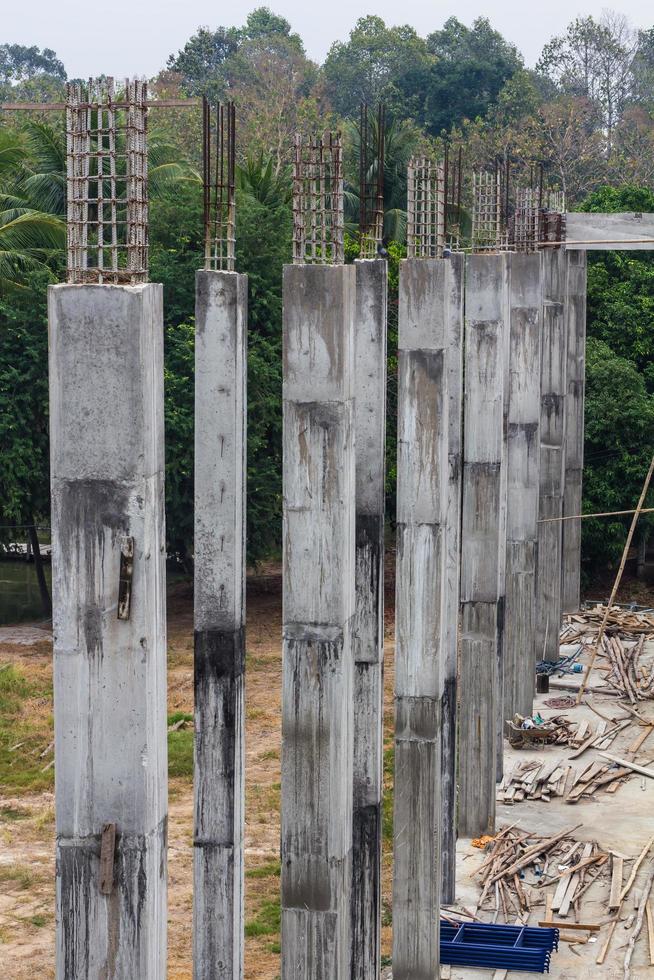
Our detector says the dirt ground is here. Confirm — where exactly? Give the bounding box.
[1,566,653,977]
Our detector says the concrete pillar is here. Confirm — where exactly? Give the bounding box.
[193,271,247,979]
[562,252,587,613]
[351,259,386,980]
[504,254,542,720]
[535,250,567,662]
[459,254,509,838]
[393,257,454,978]
[442,254,464,905]
[48,284,167,979]
[281,264,355,979]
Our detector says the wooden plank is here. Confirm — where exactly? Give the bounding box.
[646,901,654,967]
[558,844,593,917]
[628,725,654,756]
[538,920,600,931]
[619,835,654,903]
[609,855,623,910]
[600,753,654,779]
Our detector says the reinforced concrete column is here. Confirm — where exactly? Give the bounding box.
[49,284,167,979]
[351,258,387,979]
[535,249,567,662]
[459,254,509,838]
[281,264,356,979]
[504,253,542,720]
[193,271,247,979]
[393,257,453,978]
[442,253,464,905]
[562,252,587,613]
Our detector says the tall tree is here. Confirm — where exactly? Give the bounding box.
[421,17,523,134]
[537,13,637,152]
[321,16,432,120]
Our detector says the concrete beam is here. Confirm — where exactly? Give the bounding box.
[565,212,654,250]
[535,250,567,663]
[281,264,355,979]
[459,253,509,837]
[351,259,387,980]
[48,283,167,978]
[562,253,587,614]
[193,270,247,979]
[394,256,457,977]
[504,254,541,720]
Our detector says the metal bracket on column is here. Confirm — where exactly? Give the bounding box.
[117,536,134,620]
[99,822,116,894]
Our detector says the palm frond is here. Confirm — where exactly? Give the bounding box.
[24,121,66,175]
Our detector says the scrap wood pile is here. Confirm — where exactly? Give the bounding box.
[564,605,654,640]
[562,607,654,702]
[506,712,634,753]
[473,826,654,973]
[501,715,654,803]
[473,823,607,924]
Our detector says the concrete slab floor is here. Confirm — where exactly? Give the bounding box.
[383,643,654,978]
[450,651,654,979]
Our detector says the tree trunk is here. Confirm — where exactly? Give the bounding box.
[28,520,51,619]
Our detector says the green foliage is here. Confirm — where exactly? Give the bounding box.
[581,338,654,574]
[0,270,52,538]
[421,17,523,134]
[246,860,281,878]
[322,16,432,120]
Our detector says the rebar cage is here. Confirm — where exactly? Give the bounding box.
[66,78,148,284]
[292,132,344,265]
[471,167,507,253]
[359,104,385,260]
[203,99,236,272]
[407,157,446,259]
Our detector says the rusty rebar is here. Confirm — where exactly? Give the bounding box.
[202,99,236,272]
[292,131,344,265]
[66,77,148,284]
[407,156,446,258]
[358,103,385,259]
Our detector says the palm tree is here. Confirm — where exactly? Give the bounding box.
[0,119,189,290]
[0,127,65,290]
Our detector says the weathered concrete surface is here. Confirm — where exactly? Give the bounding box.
[48,283,167,979]
[193,270,247,979]
[536,250,567,663]
[504,254,541,720]
[459,253,509,836]
[441,254,464,904]
[562,252,587,614]
[565,211,654,249]
[394,257,456,978]
[352,259,386,980]
[281,264,355,979]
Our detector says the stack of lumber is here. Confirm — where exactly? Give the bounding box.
[564,606,654,639]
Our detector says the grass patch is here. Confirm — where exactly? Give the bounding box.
[168,712,193,779]
[0,864,35,890]
[246,860,280,879]
[0,804,30,821]
[382,744,394,842]
[0,664,53,794]
[29,914,48,928]
[245,898,281,938]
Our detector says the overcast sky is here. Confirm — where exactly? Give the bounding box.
[3,1,652,80]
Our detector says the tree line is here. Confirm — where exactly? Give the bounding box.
[0,9,653,587]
